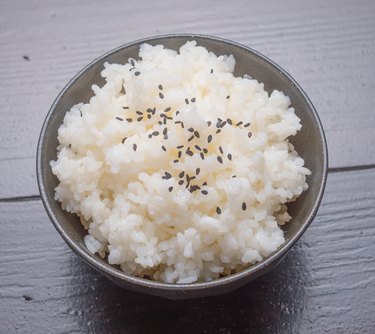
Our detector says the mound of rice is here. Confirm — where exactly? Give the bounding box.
[51,41,310,283]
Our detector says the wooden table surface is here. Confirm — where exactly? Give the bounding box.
[1,1,374,333]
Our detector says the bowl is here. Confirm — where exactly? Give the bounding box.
[37,34,328,300]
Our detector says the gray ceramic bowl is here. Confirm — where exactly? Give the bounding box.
[37,34,328,300]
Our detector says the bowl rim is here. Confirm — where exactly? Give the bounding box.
[37,33,328,292]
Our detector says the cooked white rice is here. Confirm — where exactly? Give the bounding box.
[51,41,310,283]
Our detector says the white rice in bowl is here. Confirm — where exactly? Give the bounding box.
[51,41,311,284]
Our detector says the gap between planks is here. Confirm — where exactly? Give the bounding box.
[327,163,375,174]
[0,195,41,203]
[0,163,374,203]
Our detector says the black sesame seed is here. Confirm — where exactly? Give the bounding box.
[188,135,195,142]
[191,185,200,192]
[166,116,173,120]
[173,159,179,163]
[227,118,233,125]
[201,190,208,195]
[186,148,194,156]
[158,84,163,90]
[242,202,247,211]
[188,127,194,133]
[217,156,223,164]
[248,132,252,138]
[207,135,213,143]
[202,181,207,186]
[177,145,184,149]
[185,98,189,105]
[122,137,127,144]
[191,97,196,103]
[158,121,163,125]
[216,119,221,128]
[152,108,156,115]
[216,129,221,134]
[180,122,185,128]
[126,118,133,122]
[216,207,221,214]
[210,69,214,73]
[163,118,167,125]
[176,122,184,128]
[200,152,205,160]
[163,128,168,135]
[196,168,200,175]
[147,114,151,119]
[115,117,123,121]
[147,108,153,113]
[232,175,236,178]
[134,71,140,76]
[195,145,202,151]
[219,146,223,154]
[203,148,208,154]
[129,59,135,66]
[122,106,129,110]
[160,113,166,118]
[164,134,168,140]
[168,186,173,192]
[219,121,227,128]
[133,144,137,151]
[227,153,232,161]
[165,107,171,112]
[148,134,153,139]
[194,131,200,138]
[178,151,182,158]
[165,172,172,179]
[80,110,82,117]
[137,117,143,122]
[129,67,135,71]
[178,180,184,185]
[136,111,143,115]
[176,110,180,115]
[236,121,243,126]
[179,171,185,178]
[244,122,251,127]
[159,92,164,99]
[226,95,230,99]
[207,121,212,126]
[161,145,166,152]
[152,131,159,136]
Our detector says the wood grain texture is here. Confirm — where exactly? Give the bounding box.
[1,0,375,198]
[1,169,374,333]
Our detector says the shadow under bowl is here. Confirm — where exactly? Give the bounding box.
[37,34,328,300]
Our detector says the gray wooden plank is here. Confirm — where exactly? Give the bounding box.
[0,169,374,333]
[1,1,375,195]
